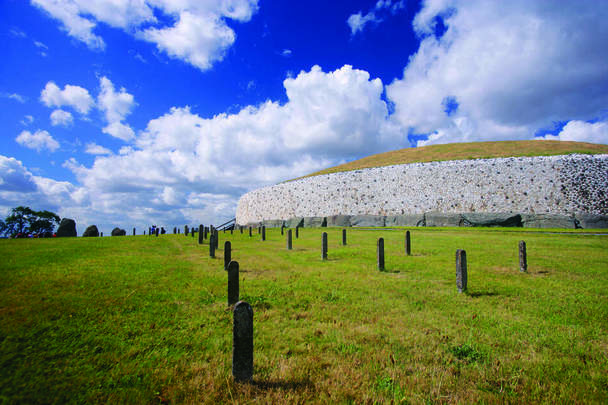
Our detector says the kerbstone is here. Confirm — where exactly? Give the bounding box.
[304,216,327,228]
[574,213,608,229]
[385,214,425,227]
[521,214,577,229]
[350,215,386,227]
[425,212,462,227]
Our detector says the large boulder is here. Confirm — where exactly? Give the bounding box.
[111,227,127,236]
[424,212,462,227]
[385,214,425,227]
[350,215,386,227]
[521,214,577,229]
[574,213,608,229]
[56,218,77,237]
[460,213,522,227]
[82,225,99,237]
[326,215,351,227]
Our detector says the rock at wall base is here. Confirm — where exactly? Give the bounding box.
[425,212,462,227]
[350,215,386,227]
[326,215,351,227]
[461,213,522,227]
[385,214,425,227]
[56,218,77,237]
[575,213,608,229]
[521,214,577,229]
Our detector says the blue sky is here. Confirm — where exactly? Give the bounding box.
[1,0,607,233]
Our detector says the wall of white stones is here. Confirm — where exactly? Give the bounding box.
[236,154,608,225]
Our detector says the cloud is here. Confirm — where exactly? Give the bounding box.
[347,0,406,35]
[1,92,26,103]
[50,109,73,126]
[85,143,112,155]
[40,81,94,114]
[34,40,48,49]
[540,120,608,144]
[31,0,259,71]
[0,156,38,192]
[21,115,34,126]
[281,49,292,57]
[15,130,60,153]
[98,77,136,141]
[386,0,608,146]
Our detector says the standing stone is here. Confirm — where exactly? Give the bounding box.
[228,260,239,305]
[240,226,243,234]
[204,227,208,240]
[377,237,385,271]
[214,229,219,249]
[232,301,253,382]
[100,232,103,237]
[287,229,292,250]
[342,229,347,246]
[322,232,328,260]
[209,234,216,258]
[224,241,232,270]
[56,218,77,237]
[295,226,299,239]
[185,225,189,236]
[156,228,159,237]
[456,249,467,293]
[261,226,266,241]
[281,225,284,235]
[133,227,136,236]
[519,241,527,273]
[405,231,411,256]
[249,227,252,237]
[198,225,204,244]
[173,227,176,234]
[83,225,99,237]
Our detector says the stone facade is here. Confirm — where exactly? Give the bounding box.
[236,154,608,228]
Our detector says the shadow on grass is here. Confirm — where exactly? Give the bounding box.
[380,269,401,274]
[252,378,314,391]
[466,291,499,298]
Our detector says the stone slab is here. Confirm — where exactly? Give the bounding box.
[385,214,425,227]
[425,212,462,227]
[460,212,522,227]
[575,213,608,229]
[350,215,386,227]
[521,214,577,229]
[303,216,327,228]
[326,215,351,227]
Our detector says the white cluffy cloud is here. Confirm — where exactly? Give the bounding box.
[85,143,112,155]
[541,120,608,144]
[50,109,73,126]
[348,0,405,35]
[15,130,60,152]
[40,81,94,114]
[98,77,136,141]
[31,0,259,71]
[386,0,608,146]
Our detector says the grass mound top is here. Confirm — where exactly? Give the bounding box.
[295,140,608,180]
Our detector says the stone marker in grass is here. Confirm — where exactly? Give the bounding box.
[214,229,219,249]
[228,260,239,305]
[377,237,385,271]
[295,226,299,239]
[232,300,253,382]
[240,226,243,234]
[133,227,136,236]
[322,232,328,260]
[209,234,216,258]
[261,226,266,241]
[249,227,252,237]
[519,241,527,273]
[405,230,411,256]
[342,229,347,246]
[287,229,292,250]
[224,241,232,270]
[100,232,103,237]
[156,228,159,237]
[456,249,467,293]
[199,225,204,244]
[281,225,284,235]
[185,225,189,236]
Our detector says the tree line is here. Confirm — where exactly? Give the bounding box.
[0,206,60,238]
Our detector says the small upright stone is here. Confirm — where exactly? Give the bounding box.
[249,227,252,237]
[227,260,239,305]
[209,234,216,258]
[240,226,243,234]
[232,301,253,382]
[342,229,347,246]
[456,249,467,293]
[405,230,411,256]
[198,224,204,244]
[322,232,328,260]
[377,237,385,271]
[281,225,284,235]
[224,241,232,270]
[184,225,189,236]
[295,226,299,239]
[156,228,159,237]
[519,240,527,273]
[214,229,219,249]
[133,227,136,236]
[261,226,266,241]
[287,229,292,250]
[173,227,176,234]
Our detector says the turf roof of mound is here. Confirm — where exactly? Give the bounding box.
[294,140,608,180]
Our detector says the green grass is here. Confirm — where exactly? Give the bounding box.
[292,140,608,180]
[1,227,607,403]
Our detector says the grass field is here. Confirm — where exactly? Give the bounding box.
[1,227,607,403]
[294,140,608,180]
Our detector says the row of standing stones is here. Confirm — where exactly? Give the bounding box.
[241,211,608,230]
[189,223,530,383]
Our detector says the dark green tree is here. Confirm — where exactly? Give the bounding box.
[29,210,61,235]
[3,206,34,236]
[2,206,61,237]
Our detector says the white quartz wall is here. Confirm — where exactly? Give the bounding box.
[236,154,608,224]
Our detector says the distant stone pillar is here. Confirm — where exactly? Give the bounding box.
[342,229,347,246]
[224,241,232,270]
[228,260,239,305]
[377,237,385,271]
[156,228,159,237]
[519,241,527,273]
[185,225,189,236]
[287,229,292,250]
[209,234,216,258]
[261,226,266,241]
[405,231,411,256]
[133,227,136,236]
[456,249,467,293]
[322,232,328,260]
[281,225,284,235]
[249,227,252,237]
[295,226,299,239]
[240,226,243,234]
[198,225,204,244]
[100,232,103,237]
[232,301,253,382]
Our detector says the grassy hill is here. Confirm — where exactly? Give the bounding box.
[296,140,608,180]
